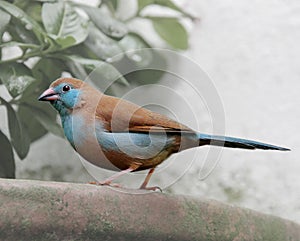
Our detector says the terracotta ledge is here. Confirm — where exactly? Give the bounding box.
[0,178,299,241]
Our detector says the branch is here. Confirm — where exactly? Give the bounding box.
[0,178,299,241]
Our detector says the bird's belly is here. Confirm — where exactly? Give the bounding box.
[102,147,174,171]
[75,130,176,171]
[75,135,120,171]
[96,131,177,171]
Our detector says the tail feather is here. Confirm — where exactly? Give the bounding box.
[198,133,290,151]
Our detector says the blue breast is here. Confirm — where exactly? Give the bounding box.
[60,114,87,149]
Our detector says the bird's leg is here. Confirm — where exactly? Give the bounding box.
[90,162,141,187]
[99,167,135,186]
[139,168,162,192]
[139,168,155,189]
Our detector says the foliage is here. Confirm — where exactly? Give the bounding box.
[0,0,194,178]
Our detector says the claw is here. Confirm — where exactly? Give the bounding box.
[140,186,162,192]
[107,183,122,188]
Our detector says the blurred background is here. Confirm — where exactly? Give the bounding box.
[0,0,299,223]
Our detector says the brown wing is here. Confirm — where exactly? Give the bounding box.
[95,94,195,134]
[51,78,194,134]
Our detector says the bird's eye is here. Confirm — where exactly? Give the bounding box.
[62,85,71,92]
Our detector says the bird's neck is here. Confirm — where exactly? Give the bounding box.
[58,113,75,148]
[51,100,70,116]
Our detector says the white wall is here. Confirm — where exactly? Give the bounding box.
[173,0,300,222]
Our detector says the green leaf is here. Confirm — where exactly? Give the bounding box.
[19,78,44,103]
[140,0,182,11]
[80,5,127,39]
[0,8,11,38]
[84,24,124,62]
[34,0,58,2]
[107,0,118,10]
[19,77,64,140]
[119,33,153,67]
[0,0,46,43]
[0,63,36,98]
[66,58,87,80]
[0,130,15,178]
[42,2,88,49]
[23,104,64,138]
[0,8,10,59]
[18,72,64,139]
[24,2,42,23]
[20,61,59,103]
[12,0,29,9]
[0,97,30,159]
[32,58,66,83]
[138,0,195,19]
[152,18,188,50]
[20,58,66,103]
[7,18,40,44]
[123,50,167,85]
[138,0,155,11]
[18,105,48,143]
[63,55,129,90]
[67,44,99,60]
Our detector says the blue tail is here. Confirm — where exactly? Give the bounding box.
[198,133,290,151]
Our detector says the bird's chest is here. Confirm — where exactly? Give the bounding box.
[61,114,89,149]
[61,113,117,170]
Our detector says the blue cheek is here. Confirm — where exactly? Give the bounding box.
[62,90,80,109]
[50,88,81,115]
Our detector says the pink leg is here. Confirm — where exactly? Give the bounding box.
[99,167,136,186]
[90,162,141,187]
[140,168,162,192]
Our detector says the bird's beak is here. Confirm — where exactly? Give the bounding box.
[38,88,59,101]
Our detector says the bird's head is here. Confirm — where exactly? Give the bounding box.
[38,78,85,115]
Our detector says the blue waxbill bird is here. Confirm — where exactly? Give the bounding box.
[38,78,290,190]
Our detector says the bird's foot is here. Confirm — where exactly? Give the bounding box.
[88,181,122,188]
[140,186,162,192]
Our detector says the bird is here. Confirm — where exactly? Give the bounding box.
[38,77,290,190]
